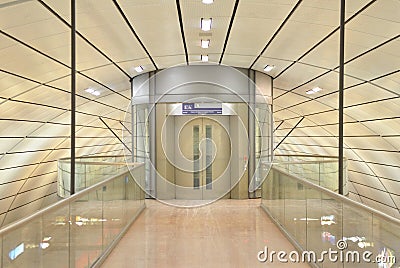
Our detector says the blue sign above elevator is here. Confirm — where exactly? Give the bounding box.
[182,103,222,115]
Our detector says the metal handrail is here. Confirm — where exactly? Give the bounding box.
[59,161,140,166]
[58,155,128,161]
[274,154,343,159]
[0,163,144,236]
[270,166,400,226]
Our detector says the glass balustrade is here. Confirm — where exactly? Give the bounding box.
[273,154,348,194]
[57,155,132,197]
[261,167,399,267]
[0,163,145,268]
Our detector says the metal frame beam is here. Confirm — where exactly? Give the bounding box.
[274,117,304,151]
[71,0,76,196]
[338,0,345,195]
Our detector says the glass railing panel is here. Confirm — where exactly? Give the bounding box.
[102,174,126,250]
[320,194,343,268]
[41,205,70,268]
[261,169,285,224]
[283,172,307,248]
[1,164,145,268]
[319,161,339,192]
[2,216,43,267]
[58,156,132,197]
[342,203,374,267]
[370,217,399,268]
[305,187,324,263]
[261,167,400,267]
[70,190,104,268]
[272,154,347,193]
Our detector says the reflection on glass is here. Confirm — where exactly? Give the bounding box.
[206,125,212,190]
[261,168,400,267]
[0,164,145,268]
[193,125,200,189]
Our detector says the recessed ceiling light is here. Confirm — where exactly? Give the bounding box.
[134,66,144,73]
[201,39,210,48]
[306,86,323,95]
[313,86,322,92]
[263,65,275,72]
[201,55,209,62]
[85,88,101,96]
[202,0,214,4]
[201,18,212,31]
[85,88,95,94]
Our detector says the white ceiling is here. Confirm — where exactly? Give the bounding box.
[0,0,399,225]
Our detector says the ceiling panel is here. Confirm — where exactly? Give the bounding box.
[262,1,339,61]
[352,150,400,168]
[344,40,400,81]
[281,99,332,117]
[353,183,396,208]
[153,55,187,69]
[273,63,330,90]
[80,64,130,92]
[361,163,400,182]
[346,0,400,40]
[20,173,57,192]
[222,54,256,69]
[362,120,400,136]
[0,138,20,153]
[252,57,293,78]
[76,0,148,63]
[383,137,400,150]
[0,181,24,199]
[17,86,72,108]
[0,1,54,30]
[29,123,70,137]
[0,41,70,83]
[344,83,397,107]
[0,74,38,99]
[345,98,400,121]
[7,137,65,154]
[0,100,67,123]
[349,173,386,192]
[76,36,116,71]
[119,0,184,58]
[372,72,400,95]
[322,121,377,137]
[346,136,398,152]
[118,60,155,77]
[223,1,297,57]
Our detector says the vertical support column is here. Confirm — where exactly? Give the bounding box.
[70,3,77,267]
[248,69,256,198]
[149,72,157,198]
[338,0,345,195]
[130,78,135,163]
[70,0,76,195]
[270,79,274,161]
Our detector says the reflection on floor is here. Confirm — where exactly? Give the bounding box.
[101,199,310,267]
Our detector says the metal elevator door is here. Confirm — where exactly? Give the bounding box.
[174,116,231,200]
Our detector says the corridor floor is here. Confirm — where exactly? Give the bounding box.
[101,199,310,267]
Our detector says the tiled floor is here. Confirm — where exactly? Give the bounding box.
[101,199,310,267]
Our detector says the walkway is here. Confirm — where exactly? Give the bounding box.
[101,199,310,267]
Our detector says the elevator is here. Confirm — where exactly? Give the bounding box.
[173,116,231,199]
[129,65,273,202]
